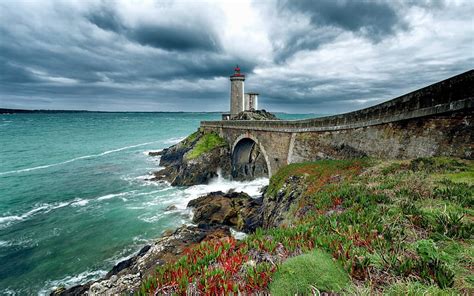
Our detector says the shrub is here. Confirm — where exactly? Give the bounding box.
[410,157,466,173]
[434,182,474,208]
[269,249,350,295]
[415,240,455,288]
[434,211,472,239]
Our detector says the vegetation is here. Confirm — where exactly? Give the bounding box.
[138,157,473,295]
[185,132,227,160]
[182,130,199,147]
[269,249,350,295]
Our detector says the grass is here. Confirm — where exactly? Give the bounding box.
[384,281,458,296]
[181,130,199,147]
[266,159,368,197]
[185,132,227,160]
[137,157,473,295]
[269,249,350,295]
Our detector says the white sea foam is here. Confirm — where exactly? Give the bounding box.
[0,240,11,248]
[0,205,49,227]
[97,191,133,201]
[163,137,186,144]
[0,140,162,176]
[0,198,89,228]
[39,269,107,296]
[71,198,89,207]
[174,173,268,210]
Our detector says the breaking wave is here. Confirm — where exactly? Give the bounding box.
[0,141,162,176]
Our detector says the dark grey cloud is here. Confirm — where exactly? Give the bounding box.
[87,6,221,52]
[280,0,405,40]
[271,0,411,62]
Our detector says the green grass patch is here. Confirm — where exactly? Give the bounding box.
[185,132,227,160]
[266,159,368,197]
[410,157,467,173]
[269,249,350,295]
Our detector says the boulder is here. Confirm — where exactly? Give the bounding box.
[187,191,262,232]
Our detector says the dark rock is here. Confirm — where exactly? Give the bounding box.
[165,205,178,211]
[148,151,163,157]
[231,109,279,120]
[54,225,231,295]
[262,175,306,228]
[187,191,262,232]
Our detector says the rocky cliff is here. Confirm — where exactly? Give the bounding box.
[150,130,231,186]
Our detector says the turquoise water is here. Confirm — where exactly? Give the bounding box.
[0,112,315,295]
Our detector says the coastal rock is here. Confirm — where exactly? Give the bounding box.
[54,225,231,296]
[232,109,279,120]
[187,191,262,232]
[150,130,231,186]
[147,150,163,157]
[262,175,307,228]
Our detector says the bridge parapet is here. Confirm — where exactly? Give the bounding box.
[202,70,473,132]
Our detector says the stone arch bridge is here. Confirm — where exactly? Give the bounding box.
[201,70,473,178]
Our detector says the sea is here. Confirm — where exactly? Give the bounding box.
[0,112,315,295]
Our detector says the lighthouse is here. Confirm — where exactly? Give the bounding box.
[230,65,245,117]
[222,66,260,120]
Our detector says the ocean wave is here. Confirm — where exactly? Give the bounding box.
[163,137,186,144]
[39,269,107,296]
[138,212,166,223]
[96,191,134,201]
[0,240,11,248]
[0,201,72,229]
[70,198,89,207]
[0,190,137,229]
[0,140,162,176]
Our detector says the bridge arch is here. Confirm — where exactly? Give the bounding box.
[231,134,271,179]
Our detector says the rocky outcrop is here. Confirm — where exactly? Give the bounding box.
[150,131,231,186]
[232,109,279,120]
[53,225,230,296]
[261,176,307,228]
[187,191,262,232]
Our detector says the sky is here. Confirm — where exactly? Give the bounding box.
[0,0,473,113]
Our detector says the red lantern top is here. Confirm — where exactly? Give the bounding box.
[234,65,241,76]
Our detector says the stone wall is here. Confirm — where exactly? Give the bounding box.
[289,111,473,162]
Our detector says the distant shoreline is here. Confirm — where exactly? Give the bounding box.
[0,108,319,115]
[0,108,224,114]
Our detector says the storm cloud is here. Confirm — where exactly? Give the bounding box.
[0,0,472,113]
